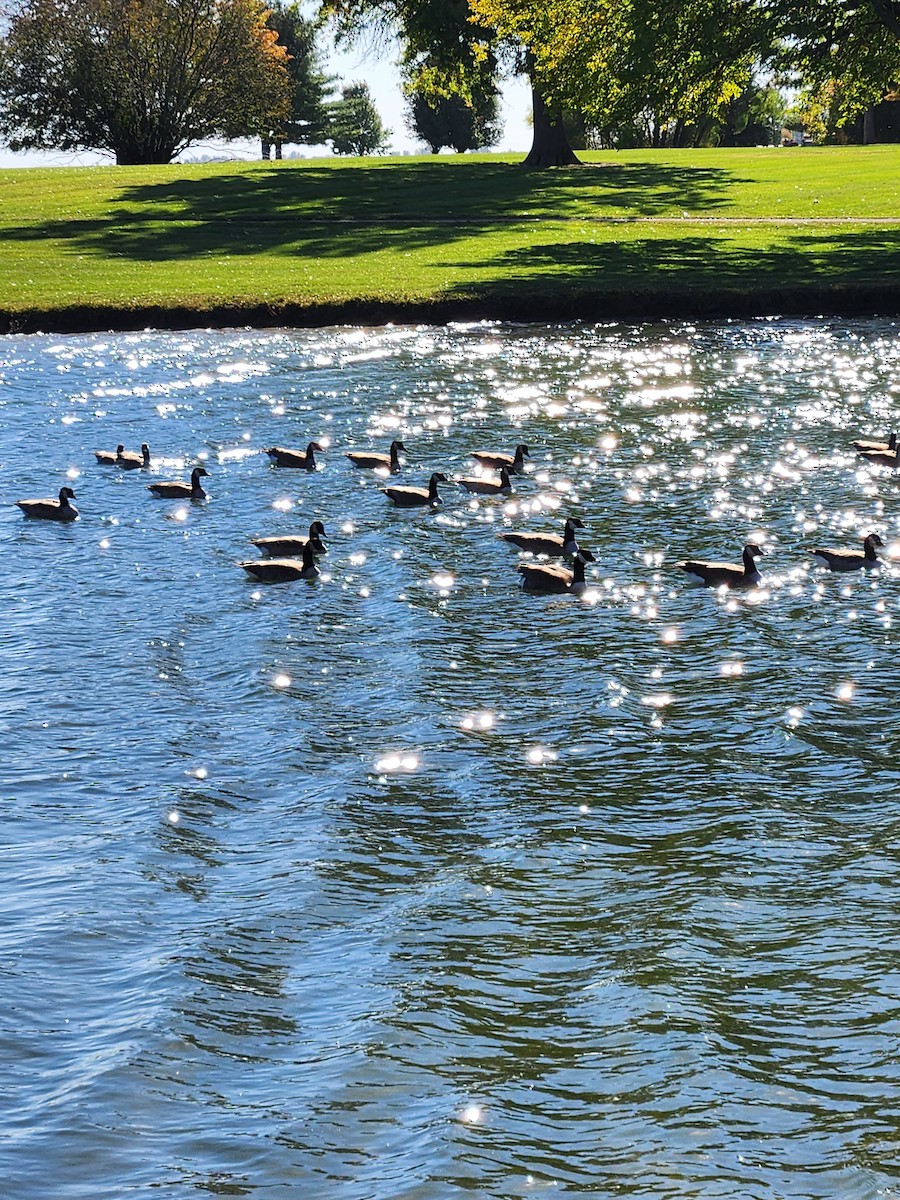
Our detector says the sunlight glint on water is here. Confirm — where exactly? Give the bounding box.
[2,319,900,1200]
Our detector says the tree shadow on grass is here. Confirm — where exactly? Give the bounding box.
[438,228,900,311]
[106,159,741,221]
[0,159,743,263]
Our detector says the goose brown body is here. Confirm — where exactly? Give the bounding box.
[471,443,529,473]
[808,532,884,571]
[458,466,512,495]
[346,440,405,472]
[17,486,79,521]
[852,431,896,453]
[267,442,324,470]
[240,541,319,582]
[95,444,125,465]
[147,466,208,499]
[250,521,327,558]
[383,471,448,507]
[118,443,151,470]
[858,444,900,467]
[677,543,765,588]
[518,549,595,594]
[499,517,584,559]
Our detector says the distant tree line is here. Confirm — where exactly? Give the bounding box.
[2,0,900,167]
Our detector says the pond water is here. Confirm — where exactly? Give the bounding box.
[2,319,900,1199]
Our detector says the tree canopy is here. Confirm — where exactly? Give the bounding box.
[328,81,390,153]
[0,0,291,164]
[406,71,500,152]
[262,2,333,158]
[471,0,764,146]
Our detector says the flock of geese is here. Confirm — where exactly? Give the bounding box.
[13,429,898,593]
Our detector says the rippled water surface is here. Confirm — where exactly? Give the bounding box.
[3,320,900,1199]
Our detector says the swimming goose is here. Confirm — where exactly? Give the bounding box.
[808,532,884,572]
[852,431,896,453]
[17,486,79,521]
[117,443,151,470]
[518,548,595,594]
[267,443,324,470]
[147,466,209,499]
[858,443,900,467]
[383,471,448,507]
[677,543,765,588]
[471,444,529,473]
[346,440,405,472]
[240,540,319,583]
[250,520,327,558]
[499,517,585,560]
[95,444,125,465]
[458,466,513,495]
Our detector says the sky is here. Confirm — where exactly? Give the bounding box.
[0,33,534,168]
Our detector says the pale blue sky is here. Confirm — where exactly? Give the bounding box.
[0,33,533,168]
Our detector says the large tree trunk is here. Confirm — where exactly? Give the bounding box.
[523,81,580,168]
[863,105,878,144]
[262,139,272,160]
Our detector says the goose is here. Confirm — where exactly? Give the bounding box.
[499,517,585,560]
[858,444,900,468]
[518,548,595,594]
[147,466,209,499]
[95,444,125,465]
[458,466,513,495]
[471,444,529,473]
[266,442,324,470]
[240,540,319,583]
[250,520,327,558]
[383,471,448,507]
[677,542,765,588]
[346,440,405,472]
[117,443,151,470]
[852,431,896,453]
[808,532,884,572]
[17,486,79,521]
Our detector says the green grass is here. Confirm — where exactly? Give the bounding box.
[1,146,899,328]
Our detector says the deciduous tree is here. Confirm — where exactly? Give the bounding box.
[471,0,764,156]
[0,0,291,164]
[406,70,500,152]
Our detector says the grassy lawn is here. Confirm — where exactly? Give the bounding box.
[1,146,899,329]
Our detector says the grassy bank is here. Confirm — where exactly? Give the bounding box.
[2,147,900,332]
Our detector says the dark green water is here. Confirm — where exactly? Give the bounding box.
[2,320,900,1199]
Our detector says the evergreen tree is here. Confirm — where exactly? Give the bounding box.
[262,3,333,158]
[327,82,390,155]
